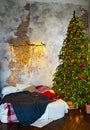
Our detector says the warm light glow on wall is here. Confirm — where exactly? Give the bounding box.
[10,45,30,68]
[8,43,45,85]
[9,42,45,67]
[29,42,45,63]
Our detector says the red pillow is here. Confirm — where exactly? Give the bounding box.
[42,90,57,99]
[35,85,50,93]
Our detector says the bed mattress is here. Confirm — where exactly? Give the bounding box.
[0,99,69,127]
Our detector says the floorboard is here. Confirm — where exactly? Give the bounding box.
[0,109,90,130]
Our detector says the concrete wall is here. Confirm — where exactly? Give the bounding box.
[17,0,89,6]
[0,0,89,91]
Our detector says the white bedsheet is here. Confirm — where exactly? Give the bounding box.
[31,99,69,127]
[0,103,10,123]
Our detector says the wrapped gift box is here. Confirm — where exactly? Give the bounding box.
[85,103,90,114]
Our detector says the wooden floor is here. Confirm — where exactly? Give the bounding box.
[0,109,90,130]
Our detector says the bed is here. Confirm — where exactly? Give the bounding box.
[0,85,69,128]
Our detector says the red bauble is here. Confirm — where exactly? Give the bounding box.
[81,63,86,68]
[68,26,71,30]
[60,93,64,98]
[88,93,90,96]
[80,28,83,31]
[78,76,82,80]
[80,55,86,59]
[67,94,71,98]
[70,54,73,58]
[66,80,69,84]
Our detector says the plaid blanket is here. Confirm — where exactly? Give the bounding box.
[1,103,18,123]
[1,91,51,125]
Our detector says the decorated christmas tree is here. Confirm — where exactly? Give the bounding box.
[52,11,90,109]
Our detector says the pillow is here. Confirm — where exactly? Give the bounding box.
[16,83,32,90]
[23,86,38,92]
[35,85,50,93]
[1,86,18,97]
[42,90,57,99]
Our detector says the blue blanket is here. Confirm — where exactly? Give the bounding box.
[0,91,51,125]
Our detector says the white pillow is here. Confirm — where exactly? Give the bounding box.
[1,86,18,97]
[16,83,32,90]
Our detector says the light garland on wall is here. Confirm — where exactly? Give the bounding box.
[8,42,45,85]
[9,42,45,68]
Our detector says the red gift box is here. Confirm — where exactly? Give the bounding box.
[84,103,90,114]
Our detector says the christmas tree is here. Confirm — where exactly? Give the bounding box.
[52,11,90,109]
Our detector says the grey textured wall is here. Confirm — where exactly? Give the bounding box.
[0,0,89,90]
